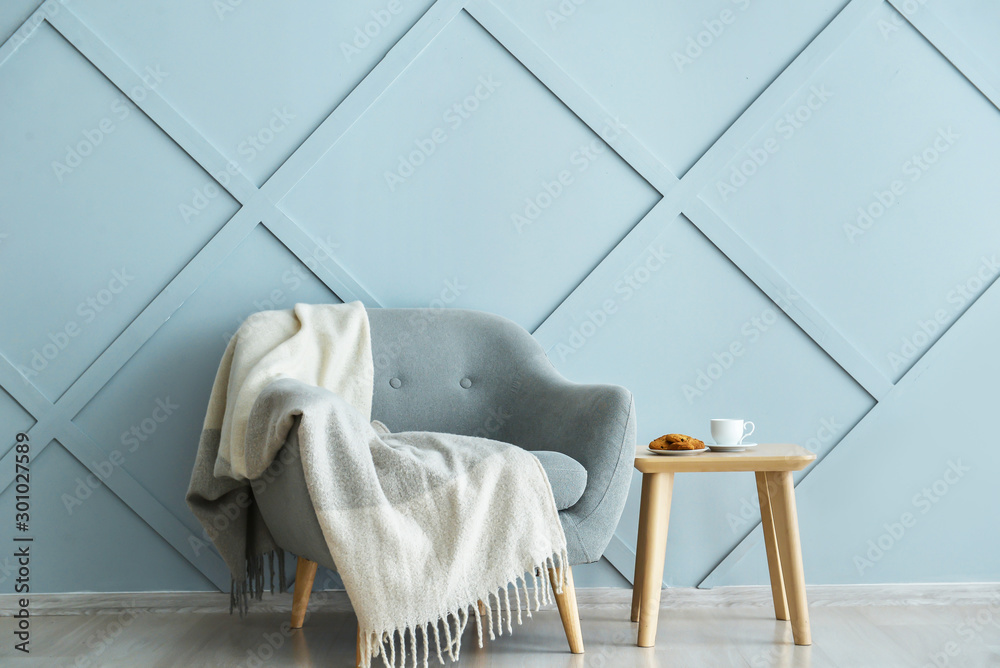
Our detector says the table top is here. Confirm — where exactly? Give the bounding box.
[634,443,816,473]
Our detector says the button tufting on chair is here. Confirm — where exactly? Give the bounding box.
[389,378,402,389]
[459,378,472,389]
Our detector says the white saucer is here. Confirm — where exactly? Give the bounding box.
[647,446,708,456]
[707,443,757,452]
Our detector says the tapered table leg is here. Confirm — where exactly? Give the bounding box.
[636,471,674,648]
[631,472,653,623]
[767,471,811,645]
[756,472,789,621]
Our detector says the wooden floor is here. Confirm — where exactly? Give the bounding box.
[3,586,999,667]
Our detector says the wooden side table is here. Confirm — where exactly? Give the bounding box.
[630,443,816,647]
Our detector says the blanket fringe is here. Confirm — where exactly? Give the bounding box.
[230,548,287,616]
[365,547,568,666]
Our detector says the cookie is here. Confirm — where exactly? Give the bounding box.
[649,434,705,451]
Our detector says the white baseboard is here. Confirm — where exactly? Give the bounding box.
[2,582,997,616]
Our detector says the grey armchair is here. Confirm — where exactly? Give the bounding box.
[254,308,636,658]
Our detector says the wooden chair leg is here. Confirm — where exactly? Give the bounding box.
[549,565,584,654]
[356,624,365,668]
[767,471,812,646]
[290,557,318,629]
[756,472,789,621]
[478,599,489,641]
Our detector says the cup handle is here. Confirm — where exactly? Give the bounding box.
[742,421,755,443]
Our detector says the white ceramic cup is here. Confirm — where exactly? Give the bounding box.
[710,419,755,445]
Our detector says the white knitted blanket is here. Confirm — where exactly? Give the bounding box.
[188,303,569,667]
[207,301,374,480]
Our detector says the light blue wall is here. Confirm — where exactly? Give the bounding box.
[0,0,997,594]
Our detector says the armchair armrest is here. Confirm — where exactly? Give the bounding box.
[498,363,636,564]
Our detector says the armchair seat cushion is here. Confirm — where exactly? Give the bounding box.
[534,451,587,510]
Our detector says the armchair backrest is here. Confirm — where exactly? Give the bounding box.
[368,308,553,440]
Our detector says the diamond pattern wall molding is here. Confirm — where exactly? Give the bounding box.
[1,0,997,593]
